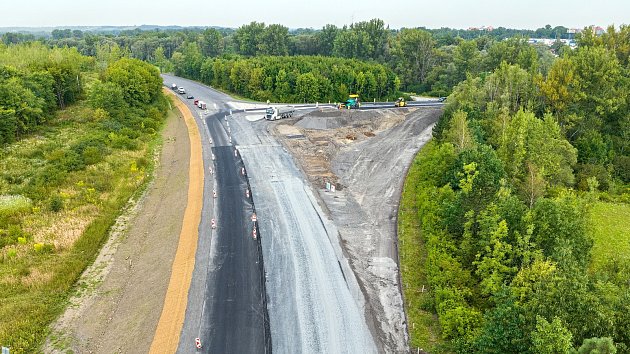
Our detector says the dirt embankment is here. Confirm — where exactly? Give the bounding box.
[46,101,193,353]
[273,107,441,353]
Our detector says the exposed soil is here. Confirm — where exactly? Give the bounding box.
[273,106,441,353]
[45,104,191,354]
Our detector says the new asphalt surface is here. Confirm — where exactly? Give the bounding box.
[164,75,270,354]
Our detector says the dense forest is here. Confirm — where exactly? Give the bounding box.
[0,43,167,351]
[402,26,630,353]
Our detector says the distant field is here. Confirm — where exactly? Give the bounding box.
[590,201,630,270]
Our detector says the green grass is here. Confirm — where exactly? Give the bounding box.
[590,201,630,271]
[399,155,443,352]
[0,102,170,353]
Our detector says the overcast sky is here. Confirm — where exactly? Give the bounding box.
[2,0,628,30]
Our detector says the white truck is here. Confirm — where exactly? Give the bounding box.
[265,106,295,120]
[197,101,207,109]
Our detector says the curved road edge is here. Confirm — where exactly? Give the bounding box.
[149,89,205,352]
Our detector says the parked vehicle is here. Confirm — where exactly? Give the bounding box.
[178,87,185,94]
[187,95,194,99]
[197,101,207,109]
[171,83,177,90]
[265,106,295,120]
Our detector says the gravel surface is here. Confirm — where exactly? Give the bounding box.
[277,107,441,353]
[230,114,378,353]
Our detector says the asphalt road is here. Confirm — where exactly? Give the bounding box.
[163,75,270,354]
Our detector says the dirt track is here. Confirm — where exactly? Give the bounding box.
[46,100,193,353]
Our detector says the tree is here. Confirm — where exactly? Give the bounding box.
[234,21,266,56]
[532,194,592,269]
[531,316,573,354]
[444,110,476,152]
[104,58,162,107]
[391,28,436,90]
[475,292,530,353]
[474,219,516,296]
[199,28,223,57]
[153,46,173,73]
[316,24,339,56]
[296,72,319,102]
[258,24,289,56]
[577,337,617,354]
[89,81,127,119]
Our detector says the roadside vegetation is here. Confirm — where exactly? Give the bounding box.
[399,27,630,353]
[398,152,442,351]
[0,43,167,352]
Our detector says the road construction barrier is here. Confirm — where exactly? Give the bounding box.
[195,338,202,349]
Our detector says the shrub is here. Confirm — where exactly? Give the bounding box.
[49,194,63,212]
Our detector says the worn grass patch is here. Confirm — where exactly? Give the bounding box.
[399,152,443,352]
[590,201,630,271]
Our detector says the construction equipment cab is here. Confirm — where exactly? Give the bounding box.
[394,97,407,107]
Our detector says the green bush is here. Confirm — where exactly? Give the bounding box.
[49,194,63,212]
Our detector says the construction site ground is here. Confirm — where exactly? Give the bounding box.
[272,106,441,353]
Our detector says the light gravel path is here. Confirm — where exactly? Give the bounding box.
[231,116,378,353]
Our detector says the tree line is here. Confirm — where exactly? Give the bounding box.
[409,26,629,353]
[3,19,613,99]
[172,52,399,103]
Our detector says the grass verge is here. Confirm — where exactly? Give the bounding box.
[399,154,443,352]
[590,201,630,271]
[0,101,171,353]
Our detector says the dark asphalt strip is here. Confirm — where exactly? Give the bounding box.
[199,114,271,354]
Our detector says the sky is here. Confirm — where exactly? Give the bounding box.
[1,0,628,30]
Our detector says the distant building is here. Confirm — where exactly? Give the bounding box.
[467,26,494,31]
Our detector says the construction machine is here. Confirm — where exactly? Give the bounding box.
[394,97,407,107]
